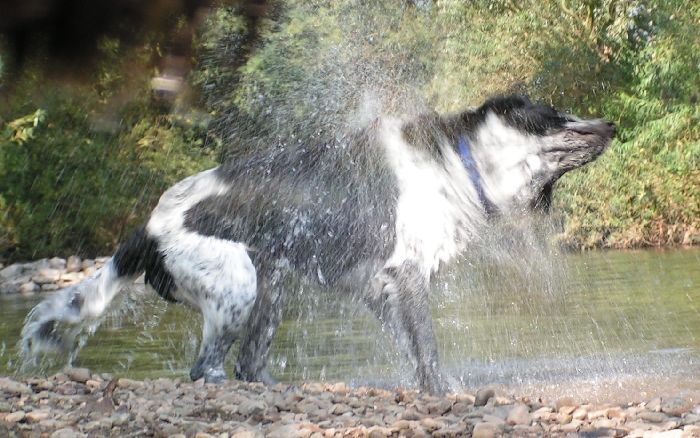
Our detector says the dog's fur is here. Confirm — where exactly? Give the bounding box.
[21,95,614,393]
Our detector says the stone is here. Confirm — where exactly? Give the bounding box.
[401,409,421,421]
[419,417,441,432]
[267,425,307,438]
[26,410,51,423]
[472,422,497,438]
[0,264,24,279]
[661,397,692,417]
[60,272,84,284]
[427,399,452,415]
[238,399,267,417]
[66,256,82,273]
[42,283,60,291]
[19,281,39,294]
[452,402,472,416]
[117,378,144,389]
[555,396,576,412]
[51,428,86,438]
[592,418,616,429]
[506,404,530,425]
[646,397,662,412]
[572,407,588,420]
[329,403,351,415]
[560,419,582,433]
[231,432,262,438]
[475,388,495,407]
[638,411,669,423]
[0,377,31,395]
[34,268,62,284]
[4,411,26,423]
[65,367,91,383]
[49,257,67,269]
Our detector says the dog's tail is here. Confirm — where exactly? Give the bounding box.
[20,227,155,360]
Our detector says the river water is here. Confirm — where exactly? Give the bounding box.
[1,248,698,401]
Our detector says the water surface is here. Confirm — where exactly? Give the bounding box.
[1,248,698,401]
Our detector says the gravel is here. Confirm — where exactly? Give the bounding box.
[1,372,698,437]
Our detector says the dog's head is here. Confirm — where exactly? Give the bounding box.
[463,95,615,213]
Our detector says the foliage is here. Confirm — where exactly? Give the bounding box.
[1,0,698,261]
[0,52,216,261]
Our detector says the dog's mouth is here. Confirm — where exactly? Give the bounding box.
[566,119,616,139]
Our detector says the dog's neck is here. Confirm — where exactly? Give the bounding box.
[457,134,497,217]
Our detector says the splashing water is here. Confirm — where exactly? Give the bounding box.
[4,2,699,401]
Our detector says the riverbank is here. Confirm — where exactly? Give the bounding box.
[0,256,109,295]
[1,370,699,437]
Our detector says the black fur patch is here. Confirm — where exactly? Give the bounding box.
[184,127,399,283]
[113,227,178,302]
[475,95,568,135]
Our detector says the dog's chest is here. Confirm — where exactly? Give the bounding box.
[381,121,473,273]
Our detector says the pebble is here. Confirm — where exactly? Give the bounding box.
[4,411,26,423]
[474,388,495,407]
[662,397,693,417]
[0,377,31,395]
[0,374,696,437]
[472,422,498,438]
[65,367,91,383]
[506,404,530,425]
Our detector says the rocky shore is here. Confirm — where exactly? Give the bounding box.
[1,370,699,438]
[0,256,109,295]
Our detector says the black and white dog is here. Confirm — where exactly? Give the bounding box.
[21,95,614,394]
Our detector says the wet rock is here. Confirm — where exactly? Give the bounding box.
[661,397,692,417]
[572,407,588,420]
[4,411,26,423]
[638,411,669,423]
[555,396,576,412]
[401,409,421,421]
[65,367,91,383]
[472,422,497,438]
[646,397,662,412]
[238,399,267,417]
[42,283,60,291]
[26,410,51,423]
[35,268,62,284]
[51,428,86,438]
[474,388,495,407]
[20,281,39,294]
[506,404,530,425]
[0,377,31,395]
[559,419,582,433]
[49,257,67,269]
[427,399,452,415]
[0,263,23,279]
[117,378,145,389]
[329,403,351,415]
[66,256,82,273]
[267,424,307,438]
[451,402,472,416]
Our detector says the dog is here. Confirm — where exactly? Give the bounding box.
[21,95,614,394]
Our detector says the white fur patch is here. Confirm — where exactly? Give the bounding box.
[147,168,257,333]
[379,119,485,275]
[472,114,548,209]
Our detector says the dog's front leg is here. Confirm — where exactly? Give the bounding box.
[370,261,449,394]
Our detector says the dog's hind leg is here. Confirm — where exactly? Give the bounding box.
[162,238,257,383]
[235,261,292,384]
[367,261,449,394]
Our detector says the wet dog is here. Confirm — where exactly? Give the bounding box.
[21,95,614,393]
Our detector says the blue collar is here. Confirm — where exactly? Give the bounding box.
[457,135,497,216]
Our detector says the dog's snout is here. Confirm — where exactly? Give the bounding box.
[566,119,616,139]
